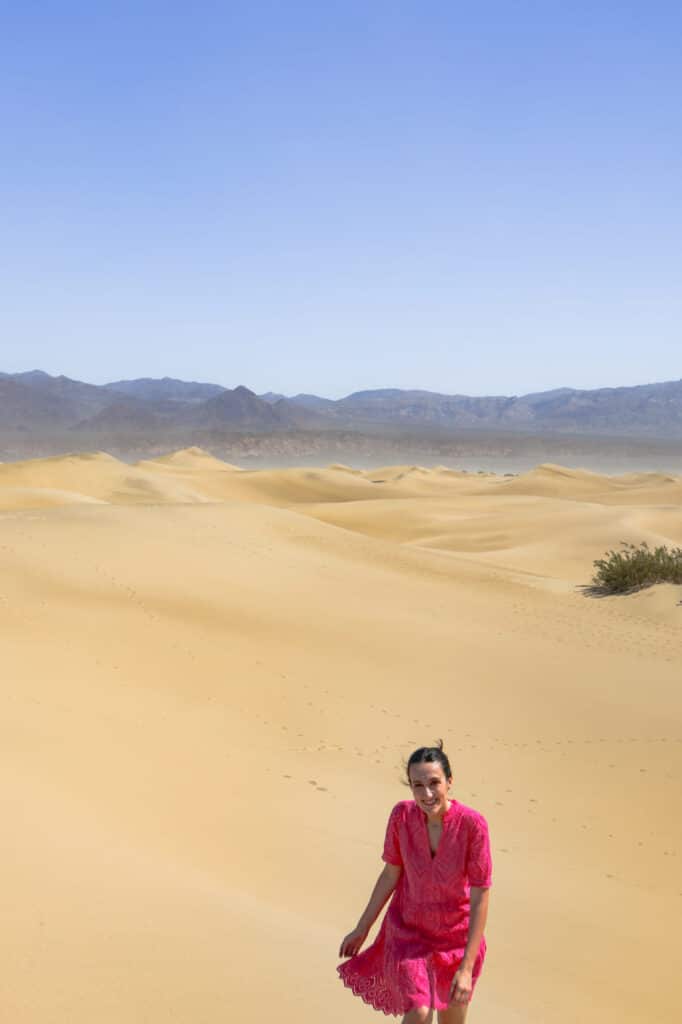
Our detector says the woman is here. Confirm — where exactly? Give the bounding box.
[337,742,492,1022]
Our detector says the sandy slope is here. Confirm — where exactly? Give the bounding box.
[1,449,680,1023]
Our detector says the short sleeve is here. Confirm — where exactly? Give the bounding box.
[465,813,493,888]
[382,803,404,866]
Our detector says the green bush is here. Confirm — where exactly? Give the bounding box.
[592,541,682,594]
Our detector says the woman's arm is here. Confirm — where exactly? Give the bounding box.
[449,886,491,1003]
[460,886,490,971]
[338,862,402,957]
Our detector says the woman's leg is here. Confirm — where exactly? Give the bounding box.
[402,1009,434,1024]
[437,1004,469,1024]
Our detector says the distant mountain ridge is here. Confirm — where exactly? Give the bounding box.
[105,376,226,404]
[1,370,682,439]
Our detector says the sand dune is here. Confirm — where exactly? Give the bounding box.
[4,448,681,514]
[1,449,680,1023]
[501,461,682,505]
[0,450,209,506]
[137,445,242,471]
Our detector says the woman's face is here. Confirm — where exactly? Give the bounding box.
[408,760,451,818]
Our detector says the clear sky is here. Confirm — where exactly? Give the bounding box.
[2,2,680,398]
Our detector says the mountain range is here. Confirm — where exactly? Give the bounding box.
[2,370,682,440]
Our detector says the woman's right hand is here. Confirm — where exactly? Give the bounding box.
[338,926,368,958]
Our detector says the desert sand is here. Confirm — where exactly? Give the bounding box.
[1,448,680,1023]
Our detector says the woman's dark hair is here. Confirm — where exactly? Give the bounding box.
[406,740,452,784]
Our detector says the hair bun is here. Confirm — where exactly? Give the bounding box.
[405,742,452,784]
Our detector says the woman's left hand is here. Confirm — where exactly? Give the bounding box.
[449,965,473,1005]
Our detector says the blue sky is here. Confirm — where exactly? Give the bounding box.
[2,2,680,398]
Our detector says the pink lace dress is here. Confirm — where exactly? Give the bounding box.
[337,798,493,1015]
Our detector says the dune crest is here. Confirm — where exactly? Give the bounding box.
[1,449,682,517]
[136,446,241,472]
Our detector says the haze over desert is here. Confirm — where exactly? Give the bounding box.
[1,448,679,1023]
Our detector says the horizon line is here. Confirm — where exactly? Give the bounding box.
[3,367,681,403]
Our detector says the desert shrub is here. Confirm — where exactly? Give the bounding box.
[592,541,682,593]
